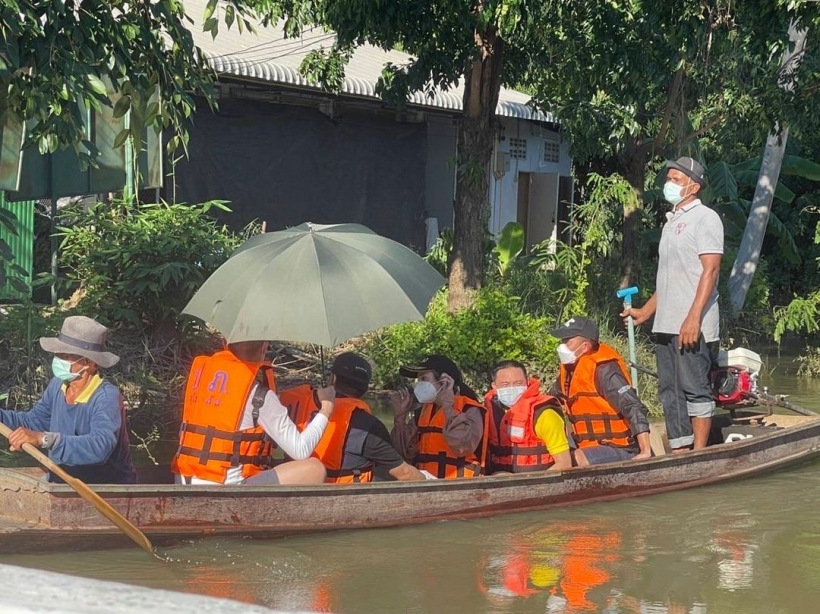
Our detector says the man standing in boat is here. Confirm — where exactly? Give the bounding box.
[279,352,430,482]
[391,355,488,479]
[172,340,334,485]
[551,317,652,465]
[621,156,723,452]
[0,316,136,484]
[483,360,572,473]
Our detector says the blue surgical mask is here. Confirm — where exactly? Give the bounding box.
[52,356,82,382]
[496,385,527,408]
[663,181,687,206]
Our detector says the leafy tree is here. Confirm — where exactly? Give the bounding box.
[524,1,820,285]
[224,0,560,310]
[0,0,217,158]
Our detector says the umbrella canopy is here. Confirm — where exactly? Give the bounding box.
[183,222,446,346]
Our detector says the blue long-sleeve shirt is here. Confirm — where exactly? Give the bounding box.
[0,376,137,484]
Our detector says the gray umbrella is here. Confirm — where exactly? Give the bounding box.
[183,222,445,346]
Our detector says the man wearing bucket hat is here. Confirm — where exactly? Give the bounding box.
[390,354,487,479]
[621,156,724,452]
[0,315,137,484]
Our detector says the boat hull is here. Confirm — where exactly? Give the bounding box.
[1,416,819,553]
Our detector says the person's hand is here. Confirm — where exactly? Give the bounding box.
[316,385,336,405]
[390,388,413,417]
[678,313,702,349]
[620,306,650,327]
[8,428,43,452]
[436,373,456,407]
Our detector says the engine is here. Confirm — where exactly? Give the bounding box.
[710,348,763,408]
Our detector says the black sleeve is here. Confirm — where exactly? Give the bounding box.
[349,410,406,471]
[594,361,650,435]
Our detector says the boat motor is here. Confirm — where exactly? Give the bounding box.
[710,348,763,408]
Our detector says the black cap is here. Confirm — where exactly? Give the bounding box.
[399,354,464,388]
[550,316,600,342]
[331,352,372,389]
[666,156,706,187]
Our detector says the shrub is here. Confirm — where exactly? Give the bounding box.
[55,199,251,340]
[360,288,559,394]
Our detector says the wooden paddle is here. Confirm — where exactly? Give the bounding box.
[0,421,157,557]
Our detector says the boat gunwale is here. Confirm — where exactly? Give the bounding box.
[2,416,818,499]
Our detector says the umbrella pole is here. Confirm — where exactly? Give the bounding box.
[320,346,326,386]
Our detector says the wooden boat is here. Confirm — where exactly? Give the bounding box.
[1,414,819,554]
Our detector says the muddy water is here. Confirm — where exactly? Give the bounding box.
[2,348,820,613]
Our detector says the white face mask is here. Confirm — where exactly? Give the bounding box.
[413,381,439,404]
[663,180,688,206]
[496,385,527,408]
[557,343,582,365]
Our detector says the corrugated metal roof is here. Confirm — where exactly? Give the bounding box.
[184,0,550,122]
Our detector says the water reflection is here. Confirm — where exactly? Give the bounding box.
[4,461,820,613]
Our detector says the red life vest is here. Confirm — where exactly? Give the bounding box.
[484,379,561,473]
[558,344,635,448]
[278,384,374,484]
[172,350,276,483]
[415,396,487,479]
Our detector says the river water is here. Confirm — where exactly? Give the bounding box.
[2,347,820,613]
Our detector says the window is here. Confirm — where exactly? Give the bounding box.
[509,137,527,160]
[543,140,560,164]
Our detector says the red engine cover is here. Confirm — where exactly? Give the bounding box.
[711,367,753,405]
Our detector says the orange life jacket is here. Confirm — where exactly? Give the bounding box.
[484,379,559,473]
[415,395,487,479]
[172,350,276,483]
[278,384,374,484]
[558,343,635,449]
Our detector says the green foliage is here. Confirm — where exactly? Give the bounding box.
[796,347,820,379]
[424,227,453,277]
[774,290,820,342]
[0,1,217,159]
[55,200,249,335]
[493,221,525,277]
[0,205,30,294]
[360,288,558,394]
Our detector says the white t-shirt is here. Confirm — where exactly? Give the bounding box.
[182,384,329,485]
[653,199,724,342]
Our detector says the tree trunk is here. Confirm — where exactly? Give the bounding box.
[728,25,807,313]
[618,141,646,289]
[447,29,504,312]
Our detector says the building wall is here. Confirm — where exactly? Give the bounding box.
[488,118,572,249]
[172,98,428,248]
[423,116,458,239]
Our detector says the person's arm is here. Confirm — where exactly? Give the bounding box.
[388,462,426,481]
[622,293,657,327]
[257,387,333,459]
[442,404,484,456]
[0,379,57,436]
[594,363,651,459]
[533,407,572,470]
[47,385,121,466]
[353,412,426,481]
[678,253,722,348]
[389,389,419,462]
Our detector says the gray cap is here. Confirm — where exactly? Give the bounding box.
[666,156,706,187]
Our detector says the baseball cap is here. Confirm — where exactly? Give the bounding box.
[550,316,600,342]
[666,156,706,187]
[330,352,372,389]
[399,354,464,388]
